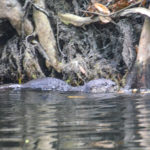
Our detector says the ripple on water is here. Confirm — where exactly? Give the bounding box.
[0,90,150,150]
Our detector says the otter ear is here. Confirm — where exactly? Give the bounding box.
[104,82,108,86]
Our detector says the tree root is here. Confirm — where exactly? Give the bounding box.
[33,0,62,72]
[125,6,150,89]
[0,0,33,35]
[0,0,145,86]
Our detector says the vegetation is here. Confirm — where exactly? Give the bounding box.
[0,0,150,89]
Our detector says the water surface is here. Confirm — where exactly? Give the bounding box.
[0,89,150,150]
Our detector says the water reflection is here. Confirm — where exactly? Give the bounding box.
[0,90,150,150]
[135,95,150,150]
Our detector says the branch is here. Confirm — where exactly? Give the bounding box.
[32,3,50,17]
[79,1,142,17]
[119,7,150,18]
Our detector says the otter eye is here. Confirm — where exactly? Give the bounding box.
[104,83,107,86]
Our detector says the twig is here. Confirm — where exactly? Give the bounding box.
[23,0,49,17]
[80,1,142,18]
[119,7,150,18]
[56,19,66,57]
[23,0,33,10]
[32,3,50,17]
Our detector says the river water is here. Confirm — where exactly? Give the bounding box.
[0,89,150,150]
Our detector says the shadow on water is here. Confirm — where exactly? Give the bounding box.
[0,89,150,150]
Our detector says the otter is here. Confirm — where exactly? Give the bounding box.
[0,77,118,93]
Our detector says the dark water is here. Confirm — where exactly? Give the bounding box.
[0,90,150,150]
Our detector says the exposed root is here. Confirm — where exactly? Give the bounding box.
[0,0,144,86]
[0,0,33,35]
[33,0,62,72]
[126,15,150,89]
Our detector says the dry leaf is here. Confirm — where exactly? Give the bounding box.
[94,3,111,23]
[86,5,97,16]
[135,45,138,54]
[94,3,110,14]
[109,0,130,11]
[79,65,86,75]
[58,13,100,26]
[132,89,138,93]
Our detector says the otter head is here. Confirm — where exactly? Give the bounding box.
[84,79,117,93]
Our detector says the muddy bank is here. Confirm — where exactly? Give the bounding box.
[0,0,143,87]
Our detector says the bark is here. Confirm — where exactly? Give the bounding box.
[33,0,62,72]
[125,12,150,89]
[0,0,33,35]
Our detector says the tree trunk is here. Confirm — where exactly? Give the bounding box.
[125,12,150,89]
